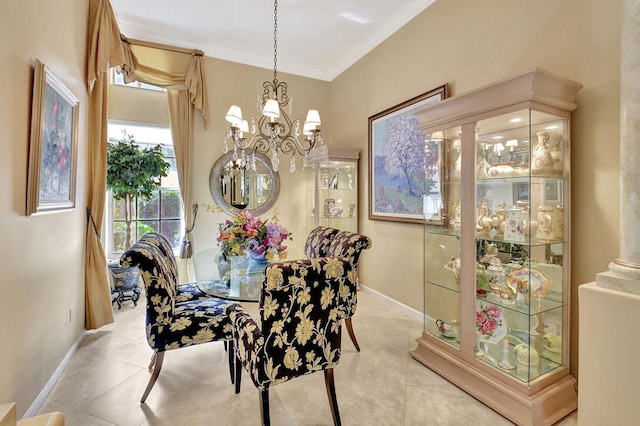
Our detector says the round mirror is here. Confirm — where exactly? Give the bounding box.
[209,151,280,216]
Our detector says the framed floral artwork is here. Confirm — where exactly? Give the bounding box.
[26,59,79,215]
[368,84,448,224]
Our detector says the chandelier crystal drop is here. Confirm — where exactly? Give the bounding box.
[223,0,323,172]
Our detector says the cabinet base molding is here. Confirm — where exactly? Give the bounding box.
[411,334,577,426]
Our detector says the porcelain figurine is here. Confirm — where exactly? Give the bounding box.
[497,339,515,370]
[487,163,515,178]
[489,204,507,235]
[322,171,330,188]
[514,343,539,367]
[552,205,564,239]
[532,131,558,176]
[487,264,506,292]
[476,143,490,179]
[450,200,461,231]
[444,256,461,285]
[513,277,530,308]
[330,170,339,189]
[514,344,540,380]
[476,197,494,236]
[449,141,462,180]
[479,241,500,265]
[548,133,563,172]
[536,205,555,240]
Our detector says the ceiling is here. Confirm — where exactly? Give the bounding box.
[109,0,436,82]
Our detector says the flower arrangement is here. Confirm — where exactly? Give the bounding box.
[475,301,503,337]
[217,210,292,261]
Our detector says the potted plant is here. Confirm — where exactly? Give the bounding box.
[106,130,170,249]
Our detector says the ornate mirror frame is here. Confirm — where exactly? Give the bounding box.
[209,151,280,216]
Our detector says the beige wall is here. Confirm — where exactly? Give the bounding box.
[0,0,89,417]
[330,0,621,377]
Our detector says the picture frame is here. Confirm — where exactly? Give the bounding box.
[544,179,563,205]
[512,182,530,204]
[368,84,448,224]
[26,59,79,215]
[323,198,335,217]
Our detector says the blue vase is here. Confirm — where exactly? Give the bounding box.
[247,251,268,263]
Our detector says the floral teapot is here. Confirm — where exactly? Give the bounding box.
[503,206,526,242]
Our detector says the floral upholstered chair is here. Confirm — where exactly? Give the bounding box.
[141,232,209,301]
[324,230,372,352]
[303,226,340,258]
[227,258,355,426]
[120,233,246,403]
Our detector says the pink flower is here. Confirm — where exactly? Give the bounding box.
[486,306,501,318]
[476,302,503,336]
[482,319,497,334]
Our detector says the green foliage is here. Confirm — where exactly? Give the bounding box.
[106,131,170,201]
[106,130,170,248]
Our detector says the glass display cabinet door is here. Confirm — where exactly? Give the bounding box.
[423,125,462,350]
[305,146,359,234]
[473,109,567,384]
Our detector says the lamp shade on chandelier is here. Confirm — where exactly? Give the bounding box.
[224,0,323,172]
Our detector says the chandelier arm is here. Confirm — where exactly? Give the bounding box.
[278,136,315,157]
[261,81,274,108]
[249,135,272,155]
[275,80,290,108]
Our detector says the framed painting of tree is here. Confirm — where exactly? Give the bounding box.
[368,85,448,224]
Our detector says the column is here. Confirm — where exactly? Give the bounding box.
[579,3,640,424]
[603,0,640,291]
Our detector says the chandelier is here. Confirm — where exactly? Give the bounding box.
[223,0,323,173]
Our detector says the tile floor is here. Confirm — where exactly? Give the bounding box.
[37,288,578,425]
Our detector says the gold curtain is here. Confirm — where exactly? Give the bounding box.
[168,90,196,282]
[85,0,209,326]
[85,0,125,329]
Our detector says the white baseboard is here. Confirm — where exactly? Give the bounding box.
[360,284,423,319]
[24,331,88,418]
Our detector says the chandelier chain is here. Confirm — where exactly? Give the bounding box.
[223,0,322,173]
[273,0,278,84]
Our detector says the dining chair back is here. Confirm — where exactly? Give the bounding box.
[228,258,354,425]
[141,232,209,301]
[306,228,372,351]
[303,226,340,258]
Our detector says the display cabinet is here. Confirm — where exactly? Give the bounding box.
[410,69,582,426]
[304,145,359,233]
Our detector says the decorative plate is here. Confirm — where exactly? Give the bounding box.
[507,265,552,299]
[475,300,507,344]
